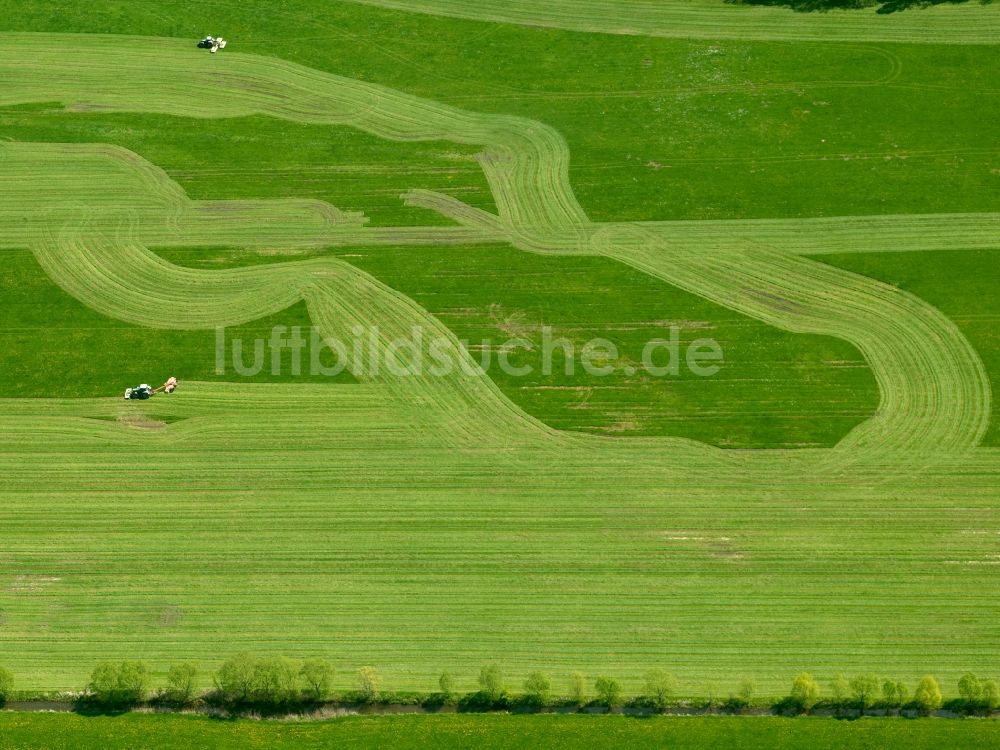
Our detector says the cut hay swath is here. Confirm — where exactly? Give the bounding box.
[0,33,998,693]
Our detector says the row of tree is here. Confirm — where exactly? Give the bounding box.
[728,0,951,13]
[785,671,1000,715]
[0,666,12,704]
[1,661,998,715]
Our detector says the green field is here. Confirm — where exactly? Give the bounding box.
[0,0,999,712]
[2,714,1000,750]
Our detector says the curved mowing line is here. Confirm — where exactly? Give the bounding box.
[409,190,993,456]
[0,33,992,460]
[31,224,561,449]
[340,0,1000,44]
[592,227,991,457]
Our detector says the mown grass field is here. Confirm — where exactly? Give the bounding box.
[0,0,998,711]
[2,714,1000,750]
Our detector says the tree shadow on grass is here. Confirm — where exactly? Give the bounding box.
[726,0,991,13]
[71,697,132,717]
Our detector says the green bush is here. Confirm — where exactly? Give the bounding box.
[790,673,820,713]
[164,663,198,706]
[594,676,623,708]
[568,672,587,707]
[958,672,982,708]
[830,674,850,710]
[644,669,679,712]
[87,661,149,707]
[215,653,258,705]
[300,659,334,703]
[881,679,907,709]
[850,674,879,714]
[357,666,381,704]
[0,666,13,704]
[438,671,454,701]
[981,679,1000,712]
[215,653,300,707]
[914,675,943,715]
[726,678,754,711]
[253,657,300,706]
[478,664,504,703]
[703,685,718,711]
[522,671,551,707]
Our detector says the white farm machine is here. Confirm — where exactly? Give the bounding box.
[197,36,228,53]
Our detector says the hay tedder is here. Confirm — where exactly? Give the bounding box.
[197,36,228,53]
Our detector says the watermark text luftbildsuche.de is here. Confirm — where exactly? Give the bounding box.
[215,325,723,379]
